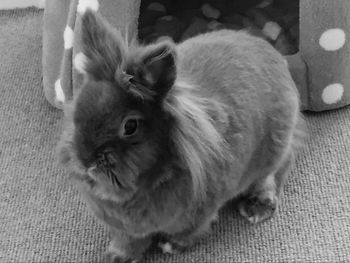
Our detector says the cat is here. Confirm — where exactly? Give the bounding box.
[57,9,306,263]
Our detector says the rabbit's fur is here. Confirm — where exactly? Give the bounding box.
[57,10,306,263]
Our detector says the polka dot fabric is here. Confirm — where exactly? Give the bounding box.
[63,26,74,50]
[42,0,140,109]
[322,83,344,104]
[319,28,346,51]
[43,0,350,111]
[299,0,350,111]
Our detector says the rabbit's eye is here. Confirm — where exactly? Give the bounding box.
[122,118,138,136]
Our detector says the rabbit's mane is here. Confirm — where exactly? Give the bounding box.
[78,9,229,200]
[164,81,229,200]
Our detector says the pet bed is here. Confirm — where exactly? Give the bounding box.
[42,0,350,112]
[42,0,140,110]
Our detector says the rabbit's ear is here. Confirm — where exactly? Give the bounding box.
[138,40,177,99]
[80,10,125,81]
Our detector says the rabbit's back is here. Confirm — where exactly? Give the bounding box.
[176,30,298,114]
[176,30,300,196]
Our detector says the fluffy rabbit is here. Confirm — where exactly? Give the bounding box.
[57,10,306,263]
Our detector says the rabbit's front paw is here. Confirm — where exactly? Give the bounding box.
[157,236,189,254]
[158,241,176,254]
[158,240,191,254]
[238,193,278,224]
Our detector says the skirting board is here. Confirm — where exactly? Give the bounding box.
[0,0,45,9]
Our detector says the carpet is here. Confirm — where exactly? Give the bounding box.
[0,8,349,263]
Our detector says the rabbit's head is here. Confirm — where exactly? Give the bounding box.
[57,10,178,201]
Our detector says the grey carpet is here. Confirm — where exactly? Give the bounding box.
[0,8,349,263]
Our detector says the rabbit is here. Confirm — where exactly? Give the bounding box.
[57,9,306,263]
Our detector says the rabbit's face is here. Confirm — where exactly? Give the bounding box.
[57,10,177,199]
[71,78,172,192]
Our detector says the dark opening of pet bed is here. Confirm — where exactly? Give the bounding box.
[138,0,299,56]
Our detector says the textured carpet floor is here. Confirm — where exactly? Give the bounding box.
[0,8,350,263]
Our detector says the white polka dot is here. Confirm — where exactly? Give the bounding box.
[77,0,99,14]
[207,20,222,30]
[73,52,88,74]
[256,0,273,8]
[160,16,173,21]
[37,0,45,8]
[147,2,166,12]
[63,26,74,49]
[201,4,220,19]
[262,21,282,41]
[319,28,346,51]
[322,83,344,104]
[55,79,65,103]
